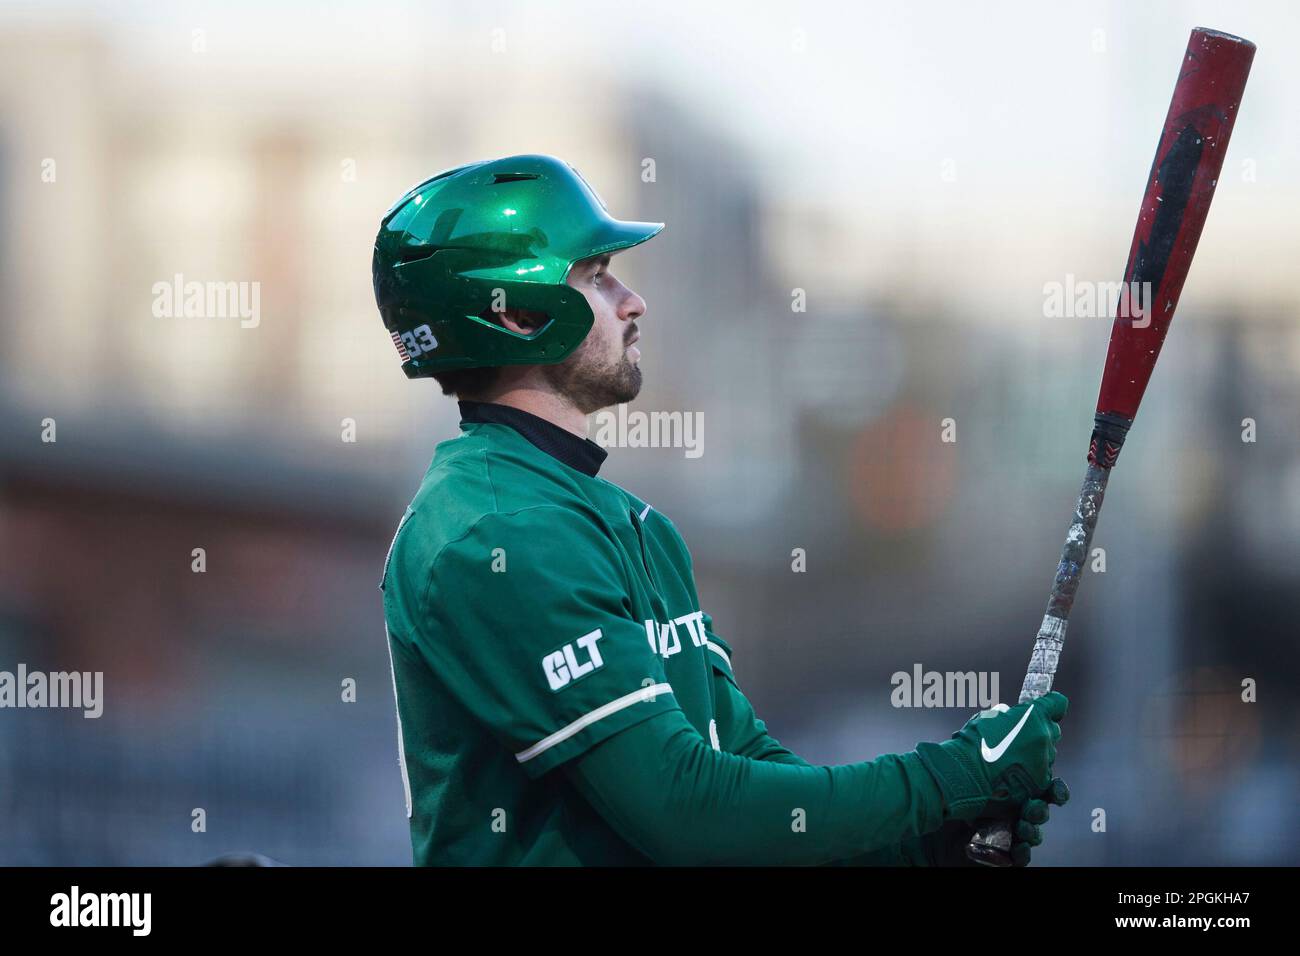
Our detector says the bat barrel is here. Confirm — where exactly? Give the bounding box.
[1095,28,1256,434]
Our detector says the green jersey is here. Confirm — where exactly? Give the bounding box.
[381,403,737,865]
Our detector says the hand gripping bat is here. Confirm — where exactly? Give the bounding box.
[966,27,1256,866]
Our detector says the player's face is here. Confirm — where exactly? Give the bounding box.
[547,253,647,413]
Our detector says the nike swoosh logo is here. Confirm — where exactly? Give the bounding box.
[980,707,1033,763]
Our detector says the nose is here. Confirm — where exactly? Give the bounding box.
[619,284,646,324]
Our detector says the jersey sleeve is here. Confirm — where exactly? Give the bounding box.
[699,612,737,682]
[702,614,811,766]
[412,505,680,778]
[564,708,950,865]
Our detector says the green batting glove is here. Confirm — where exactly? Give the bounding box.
[906,777,1071,867]
[915,692,1068,821]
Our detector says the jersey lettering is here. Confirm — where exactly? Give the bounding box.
[542,629,605,691]
[644,610,706,658]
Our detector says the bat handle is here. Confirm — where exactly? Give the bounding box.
[964,460,1113,866]
[967,819,1016,867]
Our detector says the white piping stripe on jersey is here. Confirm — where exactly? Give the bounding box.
[384,623,413,819]
[515,683,673,764]
[638,503,652,521]
[705,641,731,667]
[379,509,413,591]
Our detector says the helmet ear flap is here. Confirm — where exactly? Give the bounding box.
[384,251,596,378]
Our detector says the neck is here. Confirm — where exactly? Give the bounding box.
[463,384,589,438]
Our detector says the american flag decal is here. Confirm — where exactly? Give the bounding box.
[390,330,411,362]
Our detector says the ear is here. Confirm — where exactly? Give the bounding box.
[492,306,550,336]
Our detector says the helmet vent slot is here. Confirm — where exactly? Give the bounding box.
[491,173,540,184]
[397,247,438,264]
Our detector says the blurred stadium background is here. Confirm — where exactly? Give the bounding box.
[1,0,1297,864]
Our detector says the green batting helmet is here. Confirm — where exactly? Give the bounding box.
[373,154,664,377]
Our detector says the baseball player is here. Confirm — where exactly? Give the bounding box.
[373,154,1069,865]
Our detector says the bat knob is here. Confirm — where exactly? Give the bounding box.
[967,819,1015,867]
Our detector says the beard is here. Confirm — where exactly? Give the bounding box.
[542,325,642,414]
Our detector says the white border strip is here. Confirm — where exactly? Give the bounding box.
[515,683,673,764]
[384,624,413,819]
[379,509,412,590]
[705,641,731,667]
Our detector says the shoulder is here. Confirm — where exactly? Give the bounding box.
[434,503,619,574]
[398,426,588,555]
[386,437,620,594]
[384,433,495,585]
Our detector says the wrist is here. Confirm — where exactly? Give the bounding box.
[915,739,991,822]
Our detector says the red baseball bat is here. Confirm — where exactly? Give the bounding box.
[967,27,1255,866]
